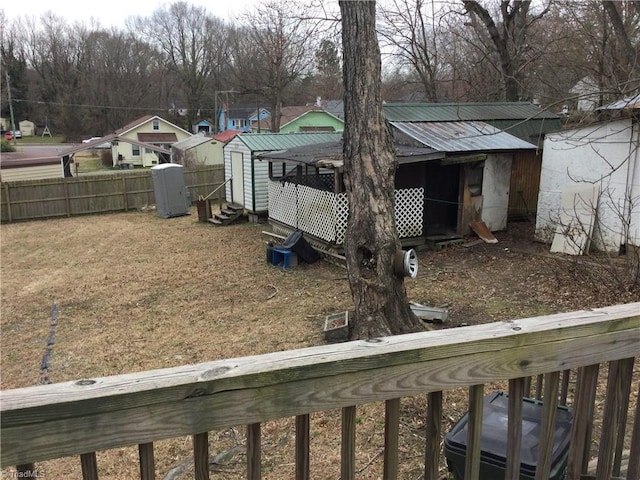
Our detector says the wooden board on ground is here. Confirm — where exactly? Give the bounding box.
[469,221,498,243]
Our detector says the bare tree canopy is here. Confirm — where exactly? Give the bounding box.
[133,1,231,126]
[340,0,423,339]
[461,0,550,102]
[231,0,319,131]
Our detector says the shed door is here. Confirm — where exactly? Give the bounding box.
[231,151,244,206]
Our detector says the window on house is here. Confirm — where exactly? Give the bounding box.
[232,119,247,129]
[152,120,160,130]
[132,145,141,156]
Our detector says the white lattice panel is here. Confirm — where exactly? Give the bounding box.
[335,194,349,245]
[268,183,423,245]
[395,188,424,238]
[297,185,337,242]
[268,181,298,226]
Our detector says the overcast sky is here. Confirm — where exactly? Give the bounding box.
[2,0,260,28]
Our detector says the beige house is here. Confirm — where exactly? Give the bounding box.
[171,134,224,167]
[112,115,192,168]
[0,153,66,181]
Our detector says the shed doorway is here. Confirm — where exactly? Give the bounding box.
[424,163,461,236]
[231,151,244,206]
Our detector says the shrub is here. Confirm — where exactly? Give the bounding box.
[1,139,16,152]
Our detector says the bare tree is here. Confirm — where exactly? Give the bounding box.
[133,1,231,127]
[232,0,318,132]
[340,0,423,339]
[460,0,550,101]
[378,0,442,101]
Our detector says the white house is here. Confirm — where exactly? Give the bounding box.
[535,113,640,253]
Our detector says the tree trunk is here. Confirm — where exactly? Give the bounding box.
[340,0,424,339]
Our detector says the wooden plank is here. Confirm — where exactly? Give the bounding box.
[341,406,356,480]
[193,432,209,480]
[465,385,484,480]
[138,442,155,480]
[295,414,310,480]
[505,378,524,480]
[383,398,400,480]
[534,371,560,480]
[612,358,634,478]
[80,452,98,480]
[626,381,640,480]
[595,359,633,480]
[424,391,442,480]
[247,423,261,480]
[469,220,498,243]
[1,304,638,467]
[567,364,600,480]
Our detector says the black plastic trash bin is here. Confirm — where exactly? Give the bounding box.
[444,391,573,480]
[281,230,320,263]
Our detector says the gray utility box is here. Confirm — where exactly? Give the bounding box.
[151,164,190,218]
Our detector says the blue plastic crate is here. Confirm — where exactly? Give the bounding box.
[269,247,298,269]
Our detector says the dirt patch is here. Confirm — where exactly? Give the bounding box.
[1,210,637,479]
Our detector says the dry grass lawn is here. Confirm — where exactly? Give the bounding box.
[1,208,638,479]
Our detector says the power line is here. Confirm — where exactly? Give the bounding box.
[13,97,215,112]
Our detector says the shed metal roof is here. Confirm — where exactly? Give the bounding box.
[382,102,559,122]
[172,134,215,150]
[390,121,537,152]
[238,132,343,151]
[257,141,442,168]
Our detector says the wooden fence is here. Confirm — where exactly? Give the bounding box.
[0,165,225,223]
[1,303,639,480]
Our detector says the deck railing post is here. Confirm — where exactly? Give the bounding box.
[534,371,560,480]
[626,381,640,480]
[295,414,310,480]
[247,423,261,480]
[80,452,98,480]
[505,378,525,480]
[383,398,400,480]
[193,432,209,480]
[138,442,155,480]
[424,391,443,480]
[341,406,356,480]
[596,358,634,480]
[612,357,634,478]
[465,384,485,480]
[567,364,600,480]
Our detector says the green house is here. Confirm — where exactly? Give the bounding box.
[252,106,344,134]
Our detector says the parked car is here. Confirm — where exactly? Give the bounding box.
[12,130,22,139]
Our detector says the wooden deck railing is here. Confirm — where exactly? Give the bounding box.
[2,303,639,480]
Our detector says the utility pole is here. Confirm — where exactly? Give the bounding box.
[214,89,236,133]
[5,71,17,146]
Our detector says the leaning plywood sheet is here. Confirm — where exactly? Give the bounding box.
[550,183,600,255]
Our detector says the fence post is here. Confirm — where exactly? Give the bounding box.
[4,182,12,222]
[64,178,71,217]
